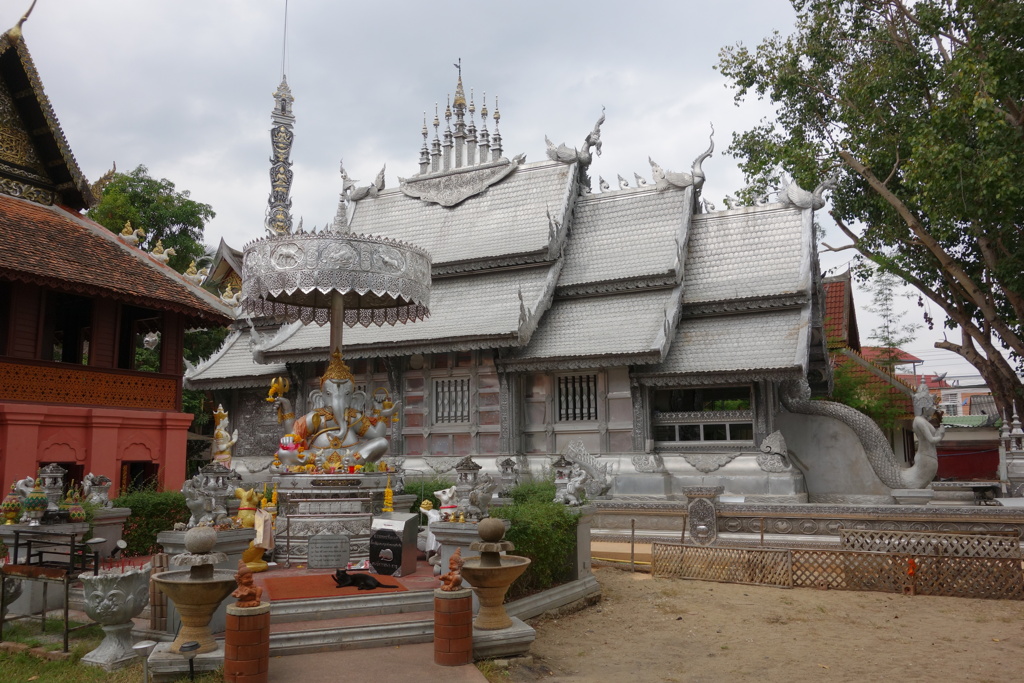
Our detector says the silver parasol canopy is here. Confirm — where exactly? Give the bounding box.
[241,231,431,327]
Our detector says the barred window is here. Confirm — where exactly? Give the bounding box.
[558,374,598,421]
[434,377,471,423]
[652,386,754,444]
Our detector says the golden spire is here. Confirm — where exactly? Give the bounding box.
[453,58,466,109]
[320,350,355,387]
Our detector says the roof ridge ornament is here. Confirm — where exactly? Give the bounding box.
[544,106,605,168]
[11,0,36,35]
[648,123,714,193]
[777,172,837,210]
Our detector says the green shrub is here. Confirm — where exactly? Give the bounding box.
[508,478,556,505]
[111,490,189,556]
[405,475,456,514]
[491,482,578,599]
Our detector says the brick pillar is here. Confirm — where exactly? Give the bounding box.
[224,602,270,683]
[149,553,169,631]
[433,588,473,666]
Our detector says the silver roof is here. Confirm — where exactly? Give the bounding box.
[261,263,560,360]
[644,306,811,377]
[501,286,683,371]
[185,329,287,390]
[348,161,574,270]
[683,205,811,305]
[559,186,691,294]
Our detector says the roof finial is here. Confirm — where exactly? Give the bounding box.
[490,96,502,160]
[453,58,466,110]
[280,0,290,81]
[15,0,37,31]
[419,111,430,172]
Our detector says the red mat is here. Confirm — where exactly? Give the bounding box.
[261,572,407,601]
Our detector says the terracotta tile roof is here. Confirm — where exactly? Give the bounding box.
[822,277,847,346]
[896,373,951,390]
[834,350,915,418]
[861,346,923,364]
[822,270,861,350]
[0,194,233,326]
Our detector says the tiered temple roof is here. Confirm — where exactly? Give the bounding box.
[189,69,828,390]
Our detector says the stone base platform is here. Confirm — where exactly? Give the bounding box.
[472,617,535,660]
[148,641,224,683]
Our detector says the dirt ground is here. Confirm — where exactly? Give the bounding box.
[497,565,1024,682]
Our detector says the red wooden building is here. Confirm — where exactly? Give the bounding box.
[0,24,232,493]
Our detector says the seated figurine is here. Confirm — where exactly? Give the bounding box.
[439,547,464,592]
[232,560,264,607]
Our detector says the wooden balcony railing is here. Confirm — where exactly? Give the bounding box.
[0,357,180,411]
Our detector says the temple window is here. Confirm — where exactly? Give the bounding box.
[433,377,471,424]
[41,290,92,364]
[652,386,754,445]
[557,374,599,421]
[117,305,162,371]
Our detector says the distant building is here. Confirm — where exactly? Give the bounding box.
[0,24,232,492]
[822,271,915,462]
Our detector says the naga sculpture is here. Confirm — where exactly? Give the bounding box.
[267,352,401,472]
[649,124,714,192]
[777,174,837,210]
[780,379,943,491]
[545,107,605,167]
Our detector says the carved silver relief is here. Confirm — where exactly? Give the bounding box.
[756,431,791,473]
[681,452,741,473]
[398,155,523,207]
[631,453,666,474]
[687,498,717,546]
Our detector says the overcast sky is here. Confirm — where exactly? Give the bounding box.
[5,0,980,378]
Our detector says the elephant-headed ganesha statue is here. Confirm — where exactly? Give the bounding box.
[266,352,400,474]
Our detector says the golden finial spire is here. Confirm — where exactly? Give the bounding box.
[453,58,466,109]
[12,0,37,34]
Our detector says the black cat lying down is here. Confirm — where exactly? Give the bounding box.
[332,569,398,590]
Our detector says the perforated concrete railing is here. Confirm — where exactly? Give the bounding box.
[651,544,792,588]
[839,528,1022,559]
[651,542,1024,600]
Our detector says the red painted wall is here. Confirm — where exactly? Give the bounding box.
[0,403,193,493]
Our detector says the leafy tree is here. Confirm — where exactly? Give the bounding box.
[865,268,922,372]
[89,165,227,429]
[830,357,908,431]
[88,164,215,273]
[718,0,1024,417]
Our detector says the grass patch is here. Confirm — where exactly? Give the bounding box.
[1,616,104,657]
[0,651,223,682]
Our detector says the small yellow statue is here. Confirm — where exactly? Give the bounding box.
[241,540,268,573]
[234,488,261,528]
[382,475,394,513]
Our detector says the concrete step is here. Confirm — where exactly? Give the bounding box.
[269,588,435,623]
[269,609,435,656]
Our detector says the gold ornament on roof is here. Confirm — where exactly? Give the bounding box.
[320,351,355,387]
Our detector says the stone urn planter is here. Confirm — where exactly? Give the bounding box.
[79,564,152,670]
[459,517,531,631]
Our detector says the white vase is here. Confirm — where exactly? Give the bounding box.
[79,564,152,670]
